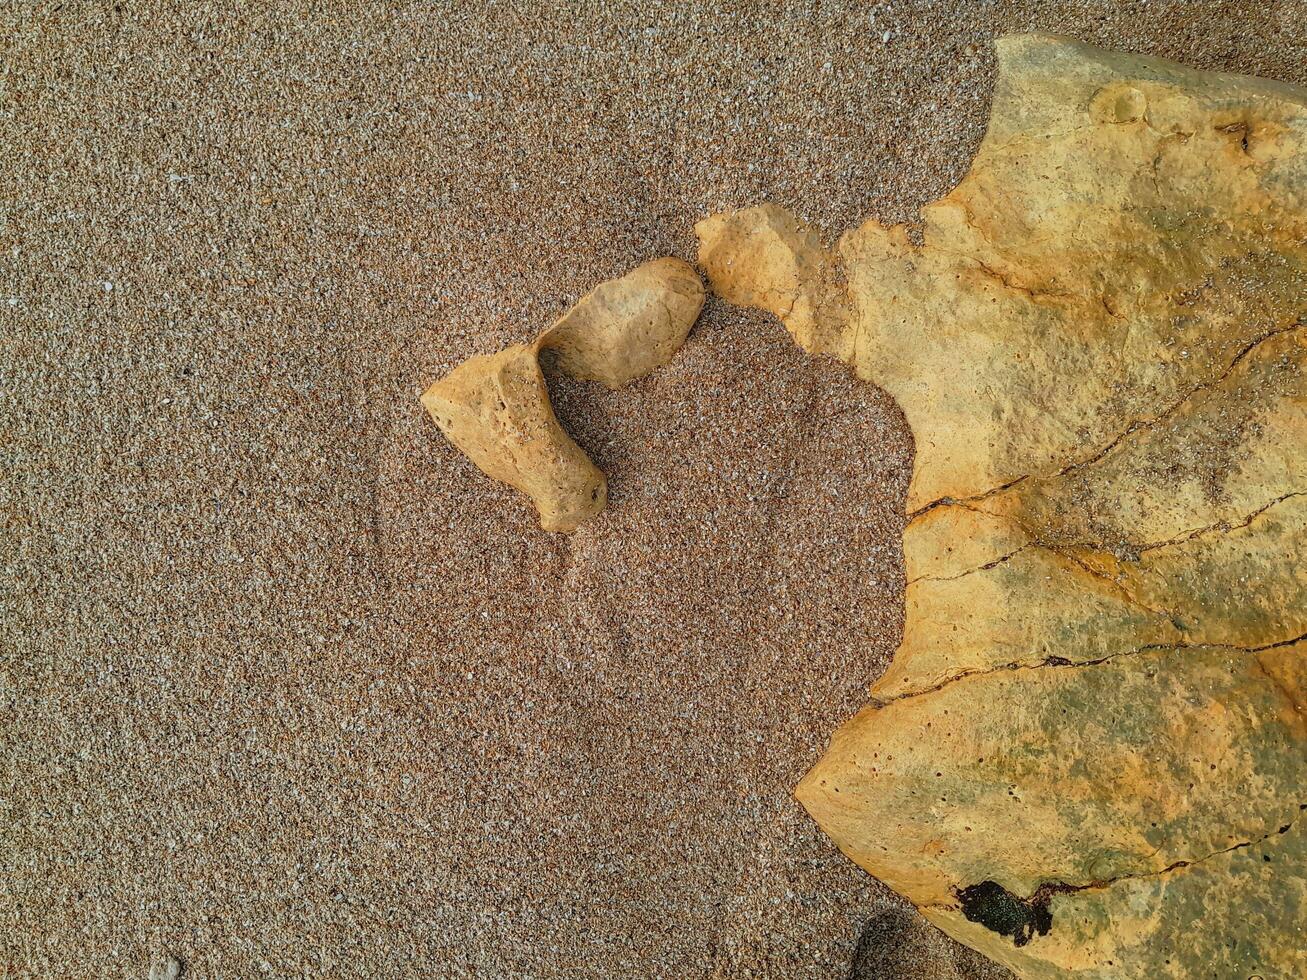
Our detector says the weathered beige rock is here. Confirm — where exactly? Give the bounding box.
[698,35,1306,978]
[422,258,704,531]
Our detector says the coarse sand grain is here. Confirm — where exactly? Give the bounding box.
[5,2,1306,977]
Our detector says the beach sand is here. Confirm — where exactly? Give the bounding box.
[5,2,1305,977]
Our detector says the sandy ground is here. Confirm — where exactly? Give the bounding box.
[4,2,1306,977]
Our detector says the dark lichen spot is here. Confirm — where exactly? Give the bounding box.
[957,880,1054,948]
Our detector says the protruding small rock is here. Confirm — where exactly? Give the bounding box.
[422,258,704,531]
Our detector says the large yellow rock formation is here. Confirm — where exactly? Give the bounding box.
[698,35,1306,979]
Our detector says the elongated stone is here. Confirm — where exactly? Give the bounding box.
[422,258,703,531]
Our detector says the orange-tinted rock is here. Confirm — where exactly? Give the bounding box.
[422,258,703,531]
[700,34,1307,978]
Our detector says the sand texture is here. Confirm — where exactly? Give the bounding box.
[5,3,1306,978]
